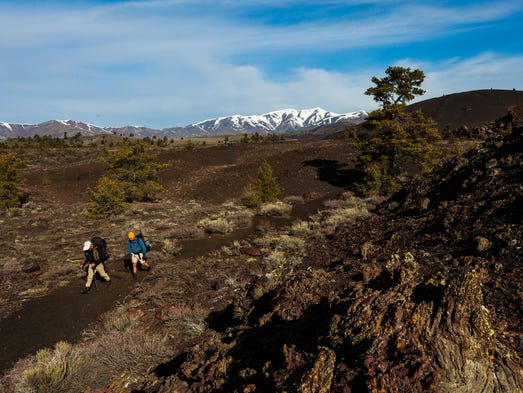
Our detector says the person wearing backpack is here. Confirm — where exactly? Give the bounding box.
[81,240,111,293]
[127,231,150,279]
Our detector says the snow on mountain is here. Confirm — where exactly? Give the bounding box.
[190,108,367,135]
[0,107,368,139]
[0,120,112,139]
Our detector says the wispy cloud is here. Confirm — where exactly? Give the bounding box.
[0,0,522,127]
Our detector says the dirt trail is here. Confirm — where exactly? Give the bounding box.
[0,264,134,373]
[0,198,329,374]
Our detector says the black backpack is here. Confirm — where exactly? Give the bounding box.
[91,236,110,262]
[136,232,152,252]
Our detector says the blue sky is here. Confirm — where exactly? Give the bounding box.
[1,0,522,128]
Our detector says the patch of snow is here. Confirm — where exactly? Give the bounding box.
[0,122,13,131]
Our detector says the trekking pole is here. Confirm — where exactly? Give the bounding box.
[93,273,98,291]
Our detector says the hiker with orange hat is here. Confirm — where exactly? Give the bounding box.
[126,231,150,278]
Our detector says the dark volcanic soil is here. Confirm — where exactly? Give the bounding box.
[130,130,523,393]
[2,93,523,391]
[0,138,355,374]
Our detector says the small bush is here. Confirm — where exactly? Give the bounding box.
[198,216,233,234]
[89,331,169,373]
[86,176,126,218]
[254,233,306,254]
[289,220,318,236]
[241,183,261,207]
[162,238,183,255]
[259,201,292,216]
[0,153,28,209]
[243,161,281,207]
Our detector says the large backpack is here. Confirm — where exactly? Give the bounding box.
[91,236,110,262]
[136,232,152,252]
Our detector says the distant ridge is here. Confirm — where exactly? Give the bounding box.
[0,108,367,140]
[316,89,523,139]
[408,89,523,131]
[3,90,522,140]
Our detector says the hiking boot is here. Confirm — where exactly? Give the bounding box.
[81,287,90,294]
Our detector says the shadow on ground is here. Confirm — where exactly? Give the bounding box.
[303,159,360,190]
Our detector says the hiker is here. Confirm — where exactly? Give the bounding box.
[81,240,111,293]
[127,231,150,278]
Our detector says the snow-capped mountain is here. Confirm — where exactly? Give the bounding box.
[0,120,111,140]
[187,108,367,135]
[0,108,367,139]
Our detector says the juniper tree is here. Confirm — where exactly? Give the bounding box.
[253,160,281,203]
[103,139,170,202]
[87,139,170,217]
[86,176,126,218]
[242,160,281,207]
[351,66,441,195]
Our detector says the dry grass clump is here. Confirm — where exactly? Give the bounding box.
[161,238,183,255]
[263,250,303,274]
[310,193,375,233]
[164,224,201,239]
[252,232,307,277]
[198,206,253,234]
[1,258,26,274]
[282,195,305,205]
[198,216,233,234]
[289,219,321,236]
[100,302,140,333]
[163,303,208,339]
[86,331,170,374]
[253,233,306,254]
[258,201,292,216]
[5,341,84,393]
[18,286,49,298]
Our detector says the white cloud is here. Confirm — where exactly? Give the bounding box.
[0,1,522,127]
[411,54,523,99]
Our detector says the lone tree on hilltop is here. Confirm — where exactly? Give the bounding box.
[365,66,425,109]
[350,66,441,196]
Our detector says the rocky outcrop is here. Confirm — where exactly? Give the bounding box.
[137,127,523,392]
[496,103,523,130]
[446,103,523,139]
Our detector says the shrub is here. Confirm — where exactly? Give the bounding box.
[184,139,195,150]
[198,216,233,234]
[89,331,169,373]
[241,183,261,207]
[86,176,126,218]
[17,341,84,392]
[0,153,28,209]
[259,201,292,216]
[103,140,170,202]
[162,238,183,255]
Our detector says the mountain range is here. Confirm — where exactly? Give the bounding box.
[0,108,367,140]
